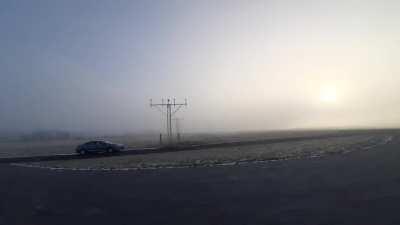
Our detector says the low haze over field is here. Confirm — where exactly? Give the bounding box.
[1,0,400,134]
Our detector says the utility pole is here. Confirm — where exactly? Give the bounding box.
[173,118,183,143]
[150,98,187,145]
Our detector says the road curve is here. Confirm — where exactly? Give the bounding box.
[1,132,400,225]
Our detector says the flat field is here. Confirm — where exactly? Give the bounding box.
[0,129,377,158]
[28,133,392,169]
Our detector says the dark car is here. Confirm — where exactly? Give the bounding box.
[76,140,125,154]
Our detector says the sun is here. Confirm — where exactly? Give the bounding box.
[319,86,338,103]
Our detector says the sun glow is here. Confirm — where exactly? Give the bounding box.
[319,86,338,103]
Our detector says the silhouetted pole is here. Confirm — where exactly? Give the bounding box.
[150,98,187,145]
[173,118,182,143]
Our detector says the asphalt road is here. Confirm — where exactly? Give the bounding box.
[2,134,400,225]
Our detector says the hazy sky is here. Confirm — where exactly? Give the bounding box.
[1,0,400,134]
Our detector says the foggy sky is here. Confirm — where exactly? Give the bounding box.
[1,0,400,134]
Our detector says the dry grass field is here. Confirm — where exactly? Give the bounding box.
[27,133,391,170]
[0,129,366,158]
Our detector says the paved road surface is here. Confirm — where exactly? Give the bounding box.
[1,134,400,225]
